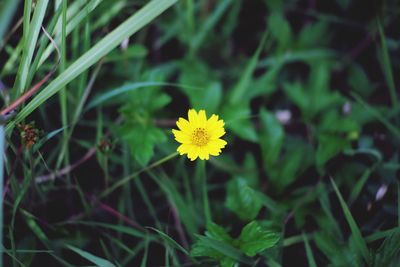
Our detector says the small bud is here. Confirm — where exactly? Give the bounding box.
[347,131,359,140]
[17,122,42,149]
[98,138,113,154]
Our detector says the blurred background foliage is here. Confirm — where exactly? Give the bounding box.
[0,0,399,266]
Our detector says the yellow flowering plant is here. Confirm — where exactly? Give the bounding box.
[172,109,227,161]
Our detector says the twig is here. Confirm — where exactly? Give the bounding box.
[35,147,97,183]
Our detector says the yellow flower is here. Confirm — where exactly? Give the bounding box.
[172,109,227,161]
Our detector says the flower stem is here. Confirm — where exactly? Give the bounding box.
[100,151,179,199]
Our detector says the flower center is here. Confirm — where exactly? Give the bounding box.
[192,128,210,146]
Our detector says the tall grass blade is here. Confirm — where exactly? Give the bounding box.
[14,0,49,95]
[330,178,370,264]
[66,244,116,267]
[6,0,178,133]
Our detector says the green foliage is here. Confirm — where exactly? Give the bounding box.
[225,177,262,221]
[119,86,171,165]
[1,0,399,266]
[191,221,279,266]
[236,221,280,257]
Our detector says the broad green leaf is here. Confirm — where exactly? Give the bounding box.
[66,244,116,267]
[206,222,234,244]
[237,221,280,257]
[225,177,262,221]
[191,235,252,266]
[266,138,314,192]
[120,124,166,166]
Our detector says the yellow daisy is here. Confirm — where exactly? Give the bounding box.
[172,109,227,161]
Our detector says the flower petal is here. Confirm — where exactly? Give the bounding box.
[197,110,207,127]
[187,146,199,161]
[172,129,190,143]
[176,118,191,132]
[188,109,198,126]
[177,143,191,155]
[210,128,225,140]
[208,139,227,150]
[198,147,210,160]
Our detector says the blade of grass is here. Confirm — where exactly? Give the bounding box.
[0,125,4,266]
[398,182,400,226]
[66,244,116,267]
[302,232,317,267]
[377,18,399,111]
[7,0,178,133]
[0,0,20,43]
[14,0,49,95]
[330,178,370,264]
[38,0,103,66]
[365,227,400,243]
[57,0,69,171]
[348,162,379,205]
[147,227,190,255]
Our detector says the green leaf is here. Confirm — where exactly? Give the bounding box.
[178,60,222,113]
[268,13,292,48]
[229,34,266,104]
[316,134,350,168]
[222,104,258,142]
[284,63,344,121]
[206,222,234,244]
[259,109,284,165]
[266,138,314,192]
[106,44,148,61]
[297,22,329,48]
[237,221,280,257]
[66,244,116,267]
[14,0,49,95]
[191,235,252,265]
[225,177,262,221]
[120,124,166,166]
[348,64,375,98]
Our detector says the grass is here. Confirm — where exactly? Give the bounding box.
[0,0,399,266]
